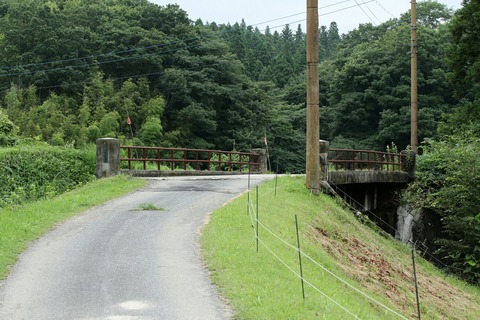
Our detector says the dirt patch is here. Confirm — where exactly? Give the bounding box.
[309,224,477,320]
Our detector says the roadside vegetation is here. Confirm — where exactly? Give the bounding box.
[0,142,96,208]
[0,175,148,279]
[201,176,480,319]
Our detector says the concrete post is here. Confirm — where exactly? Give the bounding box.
[319,140,329,181]
[250,148,268,173]
[96,138,120,178]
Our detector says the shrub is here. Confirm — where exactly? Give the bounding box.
[0,145,96,208]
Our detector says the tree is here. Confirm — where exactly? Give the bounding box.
[0,108,18,146]
[406,133,480,283]
[448,0,480,101]
[399,0,453,28]
[139,117,163,146]
[321,9,453,150]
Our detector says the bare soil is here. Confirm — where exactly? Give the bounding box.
[309,222,478,320]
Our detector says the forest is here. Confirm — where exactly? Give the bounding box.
[0,0,478,282]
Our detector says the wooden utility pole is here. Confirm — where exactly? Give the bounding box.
[411,0,418,153]
[306,0,320,193]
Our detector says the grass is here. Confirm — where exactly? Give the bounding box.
[0,174,148,280]
[201,176,480,320]
[131,202,166,211]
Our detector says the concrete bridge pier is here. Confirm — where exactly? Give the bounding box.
[363,185,378,212]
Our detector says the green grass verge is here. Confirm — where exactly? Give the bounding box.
[201,176,480,320]
[0,174,148,280]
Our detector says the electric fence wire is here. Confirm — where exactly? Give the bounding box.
[258,236,362,320]
[320,170,471,275]
[246,186,408,320]
[246,190,362,319]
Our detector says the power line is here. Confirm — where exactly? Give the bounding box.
[0,43,202,78]
[361,0,383,24]
[262,0,376,32]
[373,0,396,19]
[0,0,382,95]
[0,0,356,72]
[353,0,377,25]
[0,37,201,71]
[0,0,378,80]
[250,0,353,27]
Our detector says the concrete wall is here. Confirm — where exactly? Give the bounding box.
[251,148,268,173]
[328,171,411,186]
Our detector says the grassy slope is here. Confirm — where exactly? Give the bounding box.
[0,175,148,280]
[201,176,480,320]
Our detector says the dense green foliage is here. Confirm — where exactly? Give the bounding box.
[0,108,17,146]
[0,0,459,166]
[0,0,479,280]
[405,0,480,283]
[0,144,95,208]
[407,135,480,283]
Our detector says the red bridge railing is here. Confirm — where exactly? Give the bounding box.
[120,146,262,173]
[328,148,405,172]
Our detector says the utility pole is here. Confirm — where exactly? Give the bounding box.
[411,0,418,153]
[306,0,320,193]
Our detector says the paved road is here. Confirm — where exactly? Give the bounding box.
[0,175,274,320]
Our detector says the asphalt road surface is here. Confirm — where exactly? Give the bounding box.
[0,175,274,320]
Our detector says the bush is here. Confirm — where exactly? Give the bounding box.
[0,109,18,147]
[0,145,96,208]
[406,133,480,283]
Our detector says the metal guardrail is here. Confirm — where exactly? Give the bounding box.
[120,146,261,173]
[328,148,405,172]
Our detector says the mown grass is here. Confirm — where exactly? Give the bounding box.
[0,174,148,280]
[201,176,480,320]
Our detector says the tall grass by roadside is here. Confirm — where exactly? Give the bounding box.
[201,176,480,320]
[0,175,148,279]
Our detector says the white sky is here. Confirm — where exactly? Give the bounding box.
[150,0,462,34]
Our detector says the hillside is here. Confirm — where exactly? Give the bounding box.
[201,176,480,319]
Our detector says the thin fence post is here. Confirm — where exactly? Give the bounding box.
[295,214,306,300]
[275,159,279,197]
[247,172,251,216]
[411,242,422,320]
[275,174,278,197]
[256,186,259,253]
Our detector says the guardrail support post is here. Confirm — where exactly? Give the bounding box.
[319,140,329,181]
[251,148,268,173]
[96,138,120,178]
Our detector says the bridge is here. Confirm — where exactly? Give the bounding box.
[96,138,415,215]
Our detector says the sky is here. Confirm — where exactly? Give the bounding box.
[150,0,462,34]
